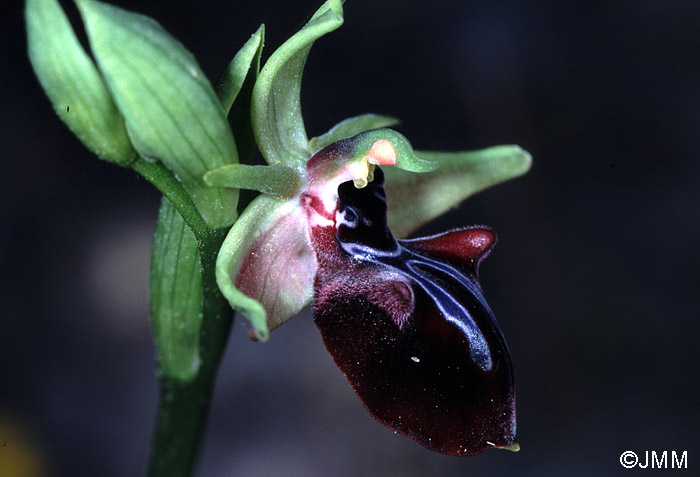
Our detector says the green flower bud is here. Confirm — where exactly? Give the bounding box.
[26,0,136,165]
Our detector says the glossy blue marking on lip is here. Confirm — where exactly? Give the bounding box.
[335,168,493,371]
[338,240,493,371]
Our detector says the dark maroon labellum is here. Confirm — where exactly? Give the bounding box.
[310,167,517,455]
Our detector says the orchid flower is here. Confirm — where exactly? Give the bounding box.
[213,126,525,454]
[205,0,530,455]
[28,0,531,462]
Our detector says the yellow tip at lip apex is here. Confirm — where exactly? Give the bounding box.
[503,441,520,452]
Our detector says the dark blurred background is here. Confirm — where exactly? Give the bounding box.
[3,0,700,475]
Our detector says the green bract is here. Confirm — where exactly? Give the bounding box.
[26,0,253,382]
[75,0,239,229]
[150,199,202,381]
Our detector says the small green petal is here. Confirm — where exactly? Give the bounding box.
[217,25,264,167]
[383,145,532,237]
[216,25,265,117]
[220,25,265,167]
[26,0,136,165]
[150,198,202,381]
[216,196,315,341]
[308,114,400,154]
[251,0,344,169]
[76,0,238,228]
[204,164,301,200]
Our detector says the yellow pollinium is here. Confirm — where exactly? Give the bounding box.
[352,160,375,188]
[352,140,397,189]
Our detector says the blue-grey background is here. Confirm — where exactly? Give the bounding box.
[3,0,699,475]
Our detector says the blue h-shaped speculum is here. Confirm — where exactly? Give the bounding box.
[335,167,494,372]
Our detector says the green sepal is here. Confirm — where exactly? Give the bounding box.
[26,0,136,165]
[217,25,264,166]
[251,0,344,169]
[216,195,315,341]
[309,114,399,154]
[383,145,532,237]
[75,0,239,228]
[150,198,202,382]
[204,164,301,200]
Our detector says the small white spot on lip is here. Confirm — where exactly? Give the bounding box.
[410,356,420,363]
[309,212,333,227]
[486,441,495,446]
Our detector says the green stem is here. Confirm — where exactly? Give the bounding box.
[148,228,232,477]
[147,376,212,476]
[197,228,235,371]
[131,157,210,243]
[132,157,234,477]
